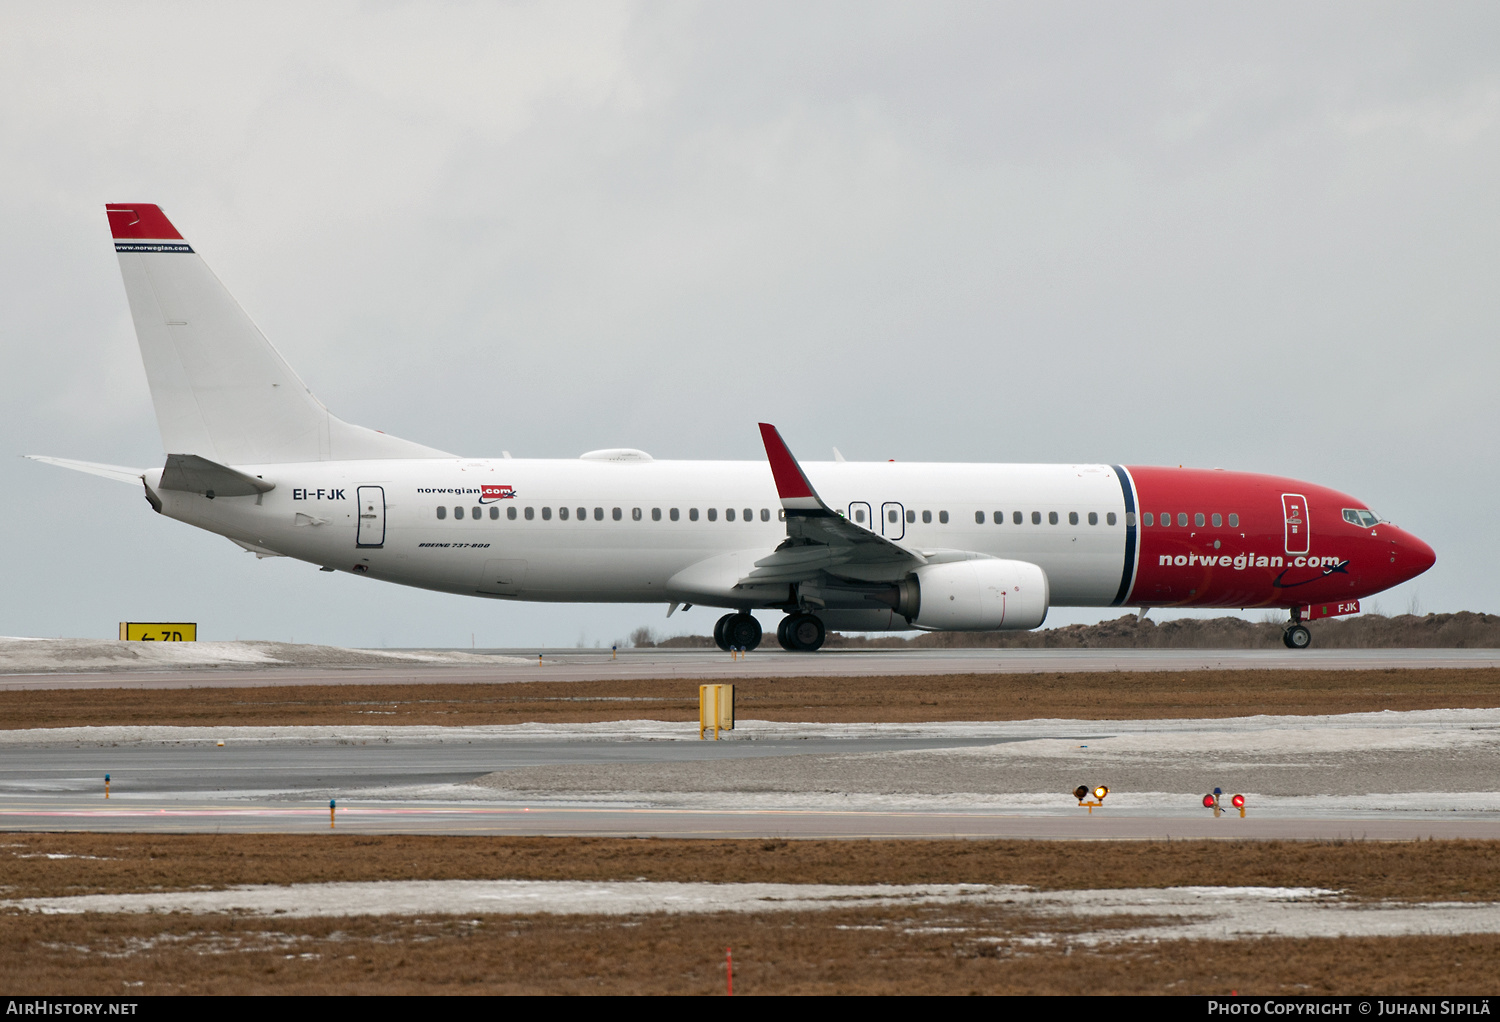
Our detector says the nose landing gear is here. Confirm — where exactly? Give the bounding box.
[714,613,763,651]
[1282,609,1312,649]
[776,612,826,652]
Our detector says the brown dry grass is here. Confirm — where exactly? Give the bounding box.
[4,908,1499,995]
[6,833,1500,902]
[4,668,1499,729]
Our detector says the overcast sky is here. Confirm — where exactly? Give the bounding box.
[2,2,1495,647]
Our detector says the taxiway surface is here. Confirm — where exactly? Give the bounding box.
[3,710,1497,840]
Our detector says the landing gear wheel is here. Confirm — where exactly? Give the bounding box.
[779,612,826,652]
[723,613,763,651]
[713,613,735,652]
[1283,624,1312,650]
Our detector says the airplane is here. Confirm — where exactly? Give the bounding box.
[26,204,1436,652]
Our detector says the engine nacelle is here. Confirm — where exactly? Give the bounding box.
[896,558,1050,631]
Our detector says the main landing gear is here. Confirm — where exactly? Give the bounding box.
[713,611,827,652]
[1282,610,1312,650]
[714,613,763,652]
[777,612,826,652]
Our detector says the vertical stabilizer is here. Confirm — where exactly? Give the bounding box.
[107,204,453,465]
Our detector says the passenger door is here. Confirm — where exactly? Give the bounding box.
[1282,493,1309,555]
[356,486,386,548]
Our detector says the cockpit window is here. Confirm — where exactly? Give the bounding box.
[1343,508,1380,528]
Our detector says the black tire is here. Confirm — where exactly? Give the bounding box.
[713,613,735,652]
[776,616,797,651]
[1285,624,1312,650]
[784,612,825,652]
[724,613,763,651]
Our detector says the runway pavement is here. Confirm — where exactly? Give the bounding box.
[4,645,1499,691]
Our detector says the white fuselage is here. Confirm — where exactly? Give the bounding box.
[152,457,1134,613]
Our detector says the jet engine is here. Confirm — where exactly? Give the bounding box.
[879,558,1049,631]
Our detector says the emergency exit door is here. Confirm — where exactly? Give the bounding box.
[357,486,386,548]
[881,502,906,540]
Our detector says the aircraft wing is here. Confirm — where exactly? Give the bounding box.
[741,424,925,585]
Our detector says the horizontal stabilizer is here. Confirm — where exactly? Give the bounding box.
[23,456,146,485]
[159,453,275,497]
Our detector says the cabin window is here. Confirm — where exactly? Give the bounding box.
[922,510,932,524]
[594,507,604,521]
[472,507,481,520]
[689,508,698,521]
[524,507,535,520]
[939,510,949,524]
[726,508,737,522]
[490,507,499,520]
[1088,511,1098,525]
[1048,511,1059,525]
[611,507,621,521]
[744,508,753,522]
[1194,513,1205,527]
[1143,512,1153,526]
[508,507,517,520]
[1177,513,1188,527]
[975,511,985,524]
[1212,513,1222,528]
[1031,511,1041,525]
[851,507,863,523]
[671,508,680,522]
[558,506,570,521]
[633,508,642,521]
[1014,511,1023,525]
[907,510,916,524]
[652,508,662,521]
[761,508,771,522]
[707,508,717,522]
[1229,513,1240,527]
[1068,511,1079,525]
[993,511,1003,524]
[575,507,584,521]
[454,506,465,520]
[436,506,447,520]
[541,507,551,521]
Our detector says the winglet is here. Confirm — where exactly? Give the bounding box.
[758,423,826,513]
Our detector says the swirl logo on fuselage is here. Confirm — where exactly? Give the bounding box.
[1272,559,1350,589]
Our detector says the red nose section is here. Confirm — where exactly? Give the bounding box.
[1395,529,1437,584]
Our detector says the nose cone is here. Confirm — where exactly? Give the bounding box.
[1392,528,1437,585]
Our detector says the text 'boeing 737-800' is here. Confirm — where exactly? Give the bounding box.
[26,204,1436,651]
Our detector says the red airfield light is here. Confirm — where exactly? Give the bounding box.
[1231,794,1246,809]
[1202,794,1216,809]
